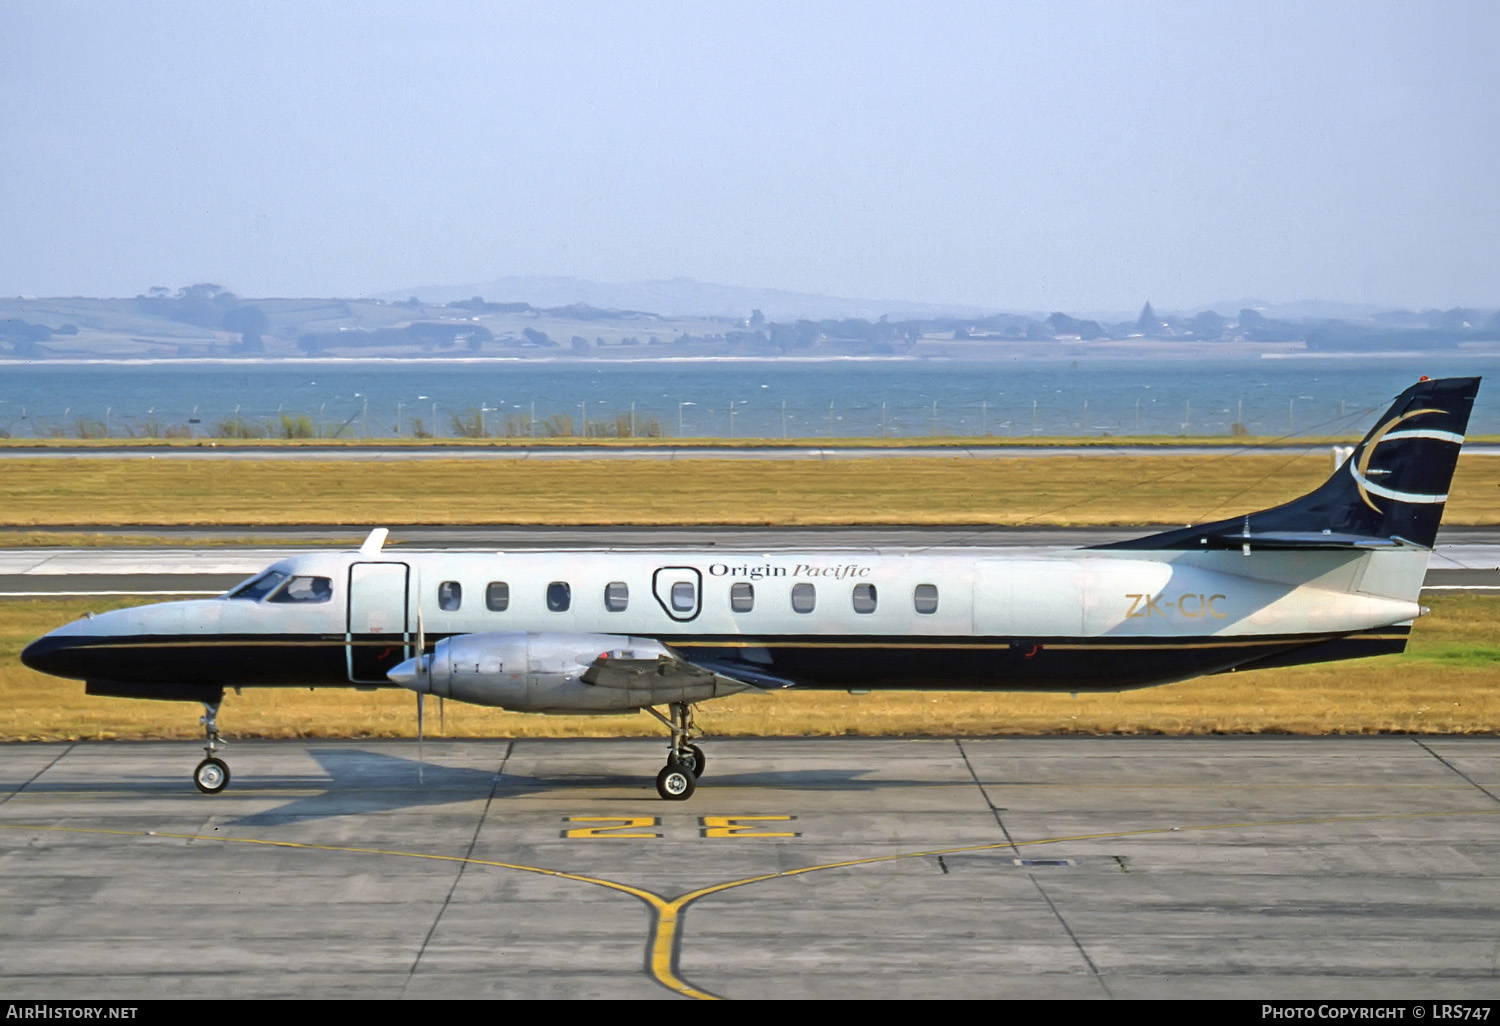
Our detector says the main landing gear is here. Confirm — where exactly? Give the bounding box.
[193,698,230,794]
[646,701,706,801]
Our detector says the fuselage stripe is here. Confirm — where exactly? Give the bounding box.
[48,631,1408,653]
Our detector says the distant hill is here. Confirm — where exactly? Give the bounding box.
[379,275,996,323]
[0,281,1494,360]
[1191,298,1392,320]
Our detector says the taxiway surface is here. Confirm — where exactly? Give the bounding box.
[1,737,1497,999]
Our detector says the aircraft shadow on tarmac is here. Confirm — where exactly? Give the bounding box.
[229,747,888,825]
[226,748,504,826]
[9,746,924,825]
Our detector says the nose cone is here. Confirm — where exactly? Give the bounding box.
[388,655,424,691]
[21,632,82,679]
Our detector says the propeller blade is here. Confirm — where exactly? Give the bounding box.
[414,567,426,781]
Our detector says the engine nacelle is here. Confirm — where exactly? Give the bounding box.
[389,632,747,713]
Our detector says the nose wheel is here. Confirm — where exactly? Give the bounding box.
[671,743,705,777]
[194,697,231,794]
[194,757,230,794]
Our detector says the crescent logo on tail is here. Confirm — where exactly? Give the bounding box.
[1349,407,1463,513]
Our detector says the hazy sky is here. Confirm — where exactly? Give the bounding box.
[2,0,1496,312]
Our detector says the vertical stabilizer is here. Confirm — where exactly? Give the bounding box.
[1100,377,1480,551]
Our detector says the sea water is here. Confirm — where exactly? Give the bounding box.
[0,354,1495,440]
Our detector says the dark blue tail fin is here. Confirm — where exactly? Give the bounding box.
[1101,376,1480,551]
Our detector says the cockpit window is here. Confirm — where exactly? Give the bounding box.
[228,570,288,601]
[267,576,333,604]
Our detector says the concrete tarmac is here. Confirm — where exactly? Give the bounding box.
[1,736,1497,999]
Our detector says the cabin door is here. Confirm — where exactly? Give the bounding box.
[346,561,410,683]
[971,559,1086,638]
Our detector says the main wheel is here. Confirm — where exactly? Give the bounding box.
[669,744,706,778]
[655,763,696,801]
[194,757,230,794]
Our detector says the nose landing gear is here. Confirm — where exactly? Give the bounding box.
[193,698,230,794]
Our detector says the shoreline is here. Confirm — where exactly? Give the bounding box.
[5,345,1497,369]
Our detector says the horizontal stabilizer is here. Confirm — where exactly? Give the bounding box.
[1192,530,1407,551]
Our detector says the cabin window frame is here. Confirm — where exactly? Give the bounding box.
[438,581,462,612]
[605,581,629,612]
[670,580,696,613]
[852,582,878,614]
[913,583,939,614]
[485,581,510,612]
[547,581,572,612]
[791,581,816,614]
[730,581,754,612]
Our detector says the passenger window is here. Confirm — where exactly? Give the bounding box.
[547,581,571,612]
[228,570,287,601]
[605,581,629,612]
[438,581,462,611]
[486,581,509,612]
[671,580,696,612]
[914,584,939,614]
[268,576,332,604]
[730,582,754,612]
[852,582,877,614]
[791,582,816,613]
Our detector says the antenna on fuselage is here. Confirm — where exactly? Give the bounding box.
[359,527,388,555]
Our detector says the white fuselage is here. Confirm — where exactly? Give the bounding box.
[26,541,1426,700]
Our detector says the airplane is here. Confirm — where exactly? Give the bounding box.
[20,376,1480,801]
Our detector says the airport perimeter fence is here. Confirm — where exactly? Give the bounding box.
[0,394,1388,442]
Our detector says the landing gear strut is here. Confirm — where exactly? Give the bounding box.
[646,701,704,800]
[193,698,230,794]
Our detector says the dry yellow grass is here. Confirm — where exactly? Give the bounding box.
[0,450,1496,526]
[4,594,1496,741]
[0,531,269,548]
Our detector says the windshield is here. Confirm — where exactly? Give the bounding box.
[226,570,288,601]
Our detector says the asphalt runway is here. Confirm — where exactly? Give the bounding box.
[1,736,1496,999]
[3,526,1497,595]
